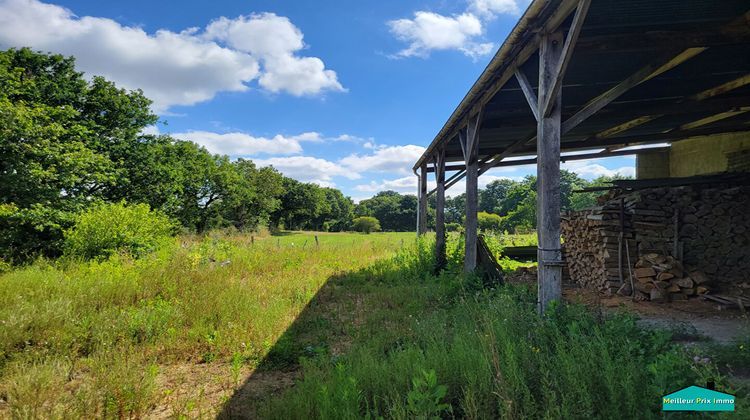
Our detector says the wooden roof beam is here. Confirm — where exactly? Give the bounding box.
[476,47,707,177]
[541,0,591,117]
[679,108,750,130]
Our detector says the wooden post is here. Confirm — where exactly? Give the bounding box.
[418,163,428,235]
[433,148,446,272]
[537,32,564,314]
[460,114,481,273]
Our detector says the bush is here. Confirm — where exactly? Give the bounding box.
[477,211,502,232]
[351,216,381,234]
[445,222,462,232]
[64,202,176,260]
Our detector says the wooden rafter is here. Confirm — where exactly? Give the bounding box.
[690,74,750,101]
[596,115,662,138]
[540,0,591,117]
[515,69,539,121]
[679,108,750,130]
[476,47,707,177]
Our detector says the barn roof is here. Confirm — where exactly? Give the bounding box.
[413,0,750,181]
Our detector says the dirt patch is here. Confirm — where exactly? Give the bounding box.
[563,285,749,343]
[218,370,301,419]
[145,362,300,419]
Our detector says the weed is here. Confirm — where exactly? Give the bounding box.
[405,370,452,419]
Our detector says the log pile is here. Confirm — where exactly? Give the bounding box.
[562,184,750,299]
[561,204,635,295]
[626,252,712,302]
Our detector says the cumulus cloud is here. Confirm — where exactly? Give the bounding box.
[468,0,527,18]
[0,0,344,112]
[205,13,345,96]
[340,145,426,174]
[356,176,430,194]
[562,159,636,180]
[171,131,327,156]
[387,1,528,58]
[388,12,493,58]
[254,156,361,187]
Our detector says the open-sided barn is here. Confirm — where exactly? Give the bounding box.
[412,0,750,312]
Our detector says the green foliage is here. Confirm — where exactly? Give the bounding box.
[64,202,176,260]
[479,178,515,214]
[351,216,381,234]
[445,222,462,232]
[477,211,502,232]
[1,232,746,417]
[406,370,451,419]
[355,191,419,231]
[0,48,337,261]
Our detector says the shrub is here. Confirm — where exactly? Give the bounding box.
[351,216,381,234]
[445,222,462,232]
[477,211,502,232]
[64,202,176,260]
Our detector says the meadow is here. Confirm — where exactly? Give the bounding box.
[0,231,411,417]
[0,231,747,418]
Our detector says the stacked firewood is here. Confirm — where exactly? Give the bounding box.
[562,184,750,297]
[561,202,636,295]
[625,252,712,302]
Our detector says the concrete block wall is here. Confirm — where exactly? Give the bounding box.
[636,132,750,179]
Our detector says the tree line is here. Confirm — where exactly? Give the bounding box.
[0,48,622,262]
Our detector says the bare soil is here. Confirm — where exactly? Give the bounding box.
[563,285,749,344]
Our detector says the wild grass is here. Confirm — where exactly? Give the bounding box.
[0,231,412,418]
[252,236,748,419]
[1,231,747,418]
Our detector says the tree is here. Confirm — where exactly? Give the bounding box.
[445,194,466,225]
[477,211,503,232]
[272,179,328,230]
[479,179,515,214]
[218,159,285,231]
[317,188,354,231]
[355,191,417,231]
[0,48,155,260]
[351,216,381,234]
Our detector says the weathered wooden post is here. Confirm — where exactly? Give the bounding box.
[460,114,481,272]
[537,31,564,313]
[433,148,447,272]
[315,235,319,248]
[418,163,428,235]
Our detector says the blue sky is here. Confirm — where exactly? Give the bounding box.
[0,0,635,201]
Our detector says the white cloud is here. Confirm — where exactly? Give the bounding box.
[0,1,343,113]
[172,130,324,156]
[340,145,426,174]
[356,176,432,194]
[562,158,635,180]
[254,156,361,187]
[468,0,527,18]
[334,134,373,144]
[204,13,345,96]
[388,12,493,58]
[141,125,161,136]
[387,0,529,59]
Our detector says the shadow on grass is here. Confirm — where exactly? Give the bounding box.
[217,267,374,419]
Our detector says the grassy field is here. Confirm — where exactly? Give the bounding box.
[1,231,747,418]
[0,231,412,418]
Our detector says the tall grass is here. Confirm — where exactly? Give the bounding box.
[1,231,746,418]
[0,231,412,417]
[255,237,747,419]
